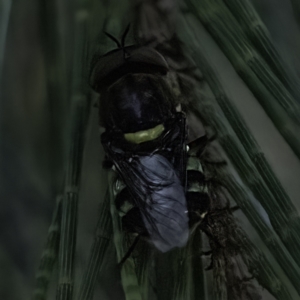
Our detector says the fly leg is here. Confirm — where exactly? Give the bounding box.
[118,235,140,267]
[199,209,261,300]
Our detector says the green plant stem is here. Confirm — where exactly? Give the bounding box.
[32,196,62,300]
[238,232,294,300]
[108,171,143,300]
[189,149,292,298]
[186,43,300,267]
[0,0,12,83]
[184,91,300,294]
[56,1,91,298]
[77,196,112,300]
[179,12,300,270]
[173,239,194,300]
[184,0,300,159]
[38,0,69,190]
[220,170,300,297]
[223,0,300,101]
[56,97,88,300]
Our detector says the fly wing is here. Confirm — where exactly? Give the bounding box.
[101,113,189,252]
[136,154,189,252]
[105,147,189,252]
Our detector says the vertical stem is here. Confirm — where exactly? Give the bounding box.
[179,12,300,269]
[33,196,62,300]
[184,42,300,268]
[56,0,90,297]
[173,236,196,300]
[107,171,143,300]
[238,232,293,300]
[183,92,300,293]
[77,196,113,300]
[184,0,300,159]
[38,0,69,192]
[223,0,300,101]
[221,171,300,296]
[56,96,88,300]
[0,0,12,82]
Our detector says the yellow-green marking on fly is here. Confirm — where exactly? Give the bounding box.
[124,124,165,144]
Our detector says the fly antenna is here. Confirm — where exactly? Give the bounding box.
[121,23,130,48]
[104,24,131,60]
[118,234,140,267]
[104,31,122,48]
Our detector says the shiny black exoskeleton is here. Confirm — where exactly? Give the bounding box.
[90,42,190,252]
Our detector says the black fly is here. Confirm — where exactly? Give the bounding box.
[90,28,190,252]
[88,28,272,300]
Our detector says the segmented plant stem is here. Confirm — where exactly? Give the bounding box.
[223,0,300,101]
[182,236,202,300]
[32,196,62,300]
[185,0,300,159]
[188,145,288,299]
[107,171,143,300]
[185,92,300,294]
[184,43,300,268]
[77,197,112,300]
[56,0,90,296]
[221,171,300,297]
[179,9,300,272]
[38,0,69,189]
[133,239,155,300]
[56,96,88,300]
[177,13,300,295]
[0,0,12,83]
[238,231,294,300]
